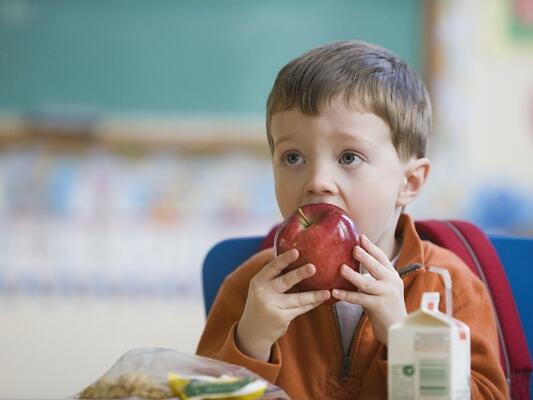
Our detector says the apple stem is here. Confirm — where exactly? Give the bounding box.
[298,208,311,228]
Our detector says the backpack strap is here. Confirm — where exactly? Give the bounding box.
[415,219,532,398]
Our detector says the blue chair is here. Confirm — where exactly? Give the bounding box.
[202,232,533,394]
[489,235,533,363]
[202,236,263,316]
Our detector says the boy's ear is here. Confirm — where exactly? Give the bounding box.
[396,157,431,207]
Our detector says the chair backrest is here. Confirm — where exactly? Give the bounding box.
[490,234,533,400]
[201,220,532,399]
[202,236,263,316]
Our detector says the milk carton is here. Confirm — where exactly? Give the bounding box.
[388,267,471,400]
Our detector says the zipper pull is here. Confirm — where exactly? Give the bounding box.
[341,353,351,379]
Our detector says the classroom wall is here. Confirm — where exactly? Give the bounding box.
[0,0,423,116]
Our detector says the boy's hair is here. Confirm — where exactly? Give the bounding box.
[266,41,431,160]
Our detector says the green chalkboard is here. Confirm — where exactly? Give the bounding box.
[0,0,423,116]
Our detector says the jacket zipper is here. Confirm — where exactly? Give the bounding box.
[332,303,363,379]
[333,263,422,379]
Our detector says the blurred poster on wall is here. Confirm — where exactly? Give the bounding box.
[418,0,533,235]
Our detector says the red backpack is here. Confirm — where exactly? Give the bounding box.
[260,219,531,399]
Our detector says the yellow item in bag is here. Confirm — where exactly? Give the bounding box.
[168,372,267,400]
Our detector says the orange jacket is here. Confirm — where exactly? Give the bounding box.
[196,214,509,399]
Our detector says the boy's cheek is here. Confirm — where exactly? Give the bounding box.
[274,186,298,218]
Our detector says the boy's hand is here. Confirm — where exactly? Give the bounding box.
[236,248,331,361]
[331,235,407,345]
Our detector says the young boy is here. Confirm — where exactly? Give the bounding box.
[196,41,508,399]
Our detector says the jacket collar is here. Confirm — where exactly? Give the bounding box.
[395,213,425,270]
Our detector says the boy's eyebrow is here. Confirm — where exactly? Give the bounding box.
[273,131,378,148]
[334,131,369,143]
[273,135,293,147]
[333,131,381,150]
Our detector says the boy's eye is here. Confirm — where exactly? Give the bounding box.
[339,151,363,165]
[284,151,304,166]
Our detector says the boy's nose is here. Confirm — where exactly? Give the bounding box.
[304,166,338,196]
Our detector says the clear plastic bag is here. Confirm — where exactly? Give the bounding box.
[73,347,289,400]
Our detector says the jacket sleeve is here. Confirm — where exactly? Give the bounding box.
[195,248,283,384]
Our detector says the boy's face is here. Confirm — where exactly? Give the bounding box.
[270,96,416,250]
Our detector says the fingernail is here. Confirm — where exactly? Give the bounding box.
[355,246,363,257]
[341,264,349,274]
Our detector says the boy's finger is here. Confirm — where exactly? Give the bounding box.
[360,235,396,273]
[353,246,390,281]
[283,290,331,309]
[339,265,381,295]
[288,298,327,319]
[331,288,375,308]
[273,263,316,293]
[260,248,299,280]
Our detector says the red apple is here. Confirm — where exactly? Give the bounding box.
[274,203,360,303]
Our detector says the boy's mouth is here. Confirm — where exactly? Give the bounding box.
[301,200,344,211]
